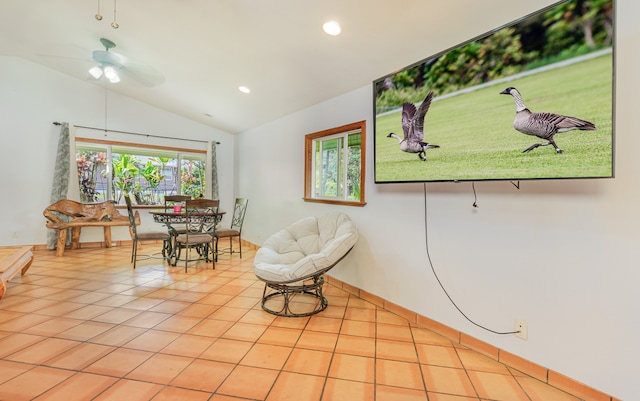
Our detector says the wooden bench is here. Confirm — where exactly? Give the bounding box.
[44,200,138,257]
[0,246,33,300]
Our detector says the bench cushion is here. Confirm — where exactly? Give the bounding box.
[254,212,358,282]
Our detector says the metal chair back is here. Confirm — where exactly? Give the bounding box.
[178,198,220,272]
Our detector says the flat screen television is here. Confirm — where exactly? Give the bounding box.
[373,0,614,184]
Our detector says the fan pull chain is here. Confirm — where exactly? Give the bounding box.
[111,0,119,29]
[94,0,119,28]
[95,0,103,20]
[104,86,108,135]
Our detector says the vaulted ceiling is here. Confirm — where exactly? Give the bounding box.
[0,0,553,134]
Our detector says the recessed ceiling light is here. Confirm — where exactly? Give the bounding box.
[323,20,341,36]
[239,86,251,94]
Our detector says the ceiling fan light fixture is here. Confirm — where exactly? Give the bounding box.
[89,65,103,79]
[103,65,120,83]
[88,38,162,86]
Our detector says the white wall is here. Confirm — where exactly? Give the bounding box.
[236,1,640,399]
[0,55,235,246]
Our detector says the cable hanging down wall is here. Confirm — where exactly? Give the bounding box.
[423,183,519,336]
[52,122,220,145]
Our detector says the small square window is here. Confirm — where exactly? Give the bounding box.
[304,121,366,207]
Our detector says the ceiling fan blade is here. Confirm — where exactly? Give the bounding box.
[92,49,128,67]
[123,61,165,87]
[36,43,93,63]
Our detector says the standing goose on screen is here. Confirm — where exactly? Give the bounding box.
[500,87,596,154]
[387,91,440,161]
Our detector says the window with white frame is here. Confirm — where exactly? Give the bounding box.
[76,139,206,205]
[304,121,366,206]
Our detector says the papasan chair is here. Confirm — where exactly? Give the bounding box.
[254,212,358,317]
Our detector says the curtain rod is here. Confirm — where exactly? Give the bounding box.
[52,122,220,145]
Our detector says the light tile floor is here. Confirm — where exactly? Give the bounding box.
[0,244,584,401]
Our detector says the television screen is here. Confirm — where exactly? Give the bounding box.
[373,0,614,184]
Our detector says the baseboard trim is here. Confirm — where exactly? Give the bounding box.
[325,275,618,401]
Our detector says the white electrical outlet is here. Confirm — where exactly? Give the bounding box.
[515,319,528,340]
[11,231,18,238]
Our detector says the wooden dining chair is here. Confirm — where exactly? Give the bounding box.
[173,198,219,272]
[124,195,171,269]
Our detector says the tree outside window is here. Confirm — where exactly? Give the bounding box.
[181,158,206,198]
[75,140,206,205]
[77,150,107,203]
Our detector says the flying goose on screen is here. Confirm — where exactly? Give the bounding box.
[500,87,596,154]
[387,91,440,161]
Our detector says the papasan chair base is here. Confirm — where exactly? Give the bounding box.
[258,258,348,317]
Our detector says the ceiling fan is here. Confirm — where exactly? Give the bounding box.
[88,37,164,87]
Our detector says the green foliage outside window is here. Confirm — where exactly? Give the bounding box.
[76,143,206,205]
[313,133,361,201]
[181,160,205,198]
[77,151,107,203]
[375,0,613,110]
[112,154,139,204]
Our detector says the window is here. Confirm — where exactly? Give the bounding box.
[76,138,206,205]
[304,120,366,206]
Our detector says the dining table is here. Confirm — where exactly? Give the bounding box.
[149,208,226,265]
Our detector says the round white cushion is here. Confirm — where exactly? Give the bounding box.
[254,212,358,283]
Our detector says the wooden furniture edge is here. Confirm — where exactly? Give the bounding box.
[45,214,139,257]
[0,246,33,300]
[44,199,139,257]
